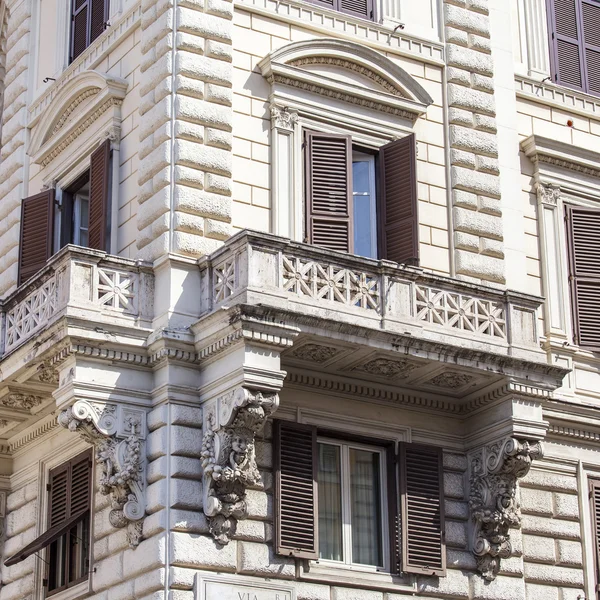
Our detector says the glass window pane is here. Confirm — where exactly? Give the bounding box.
[349,448,383,567]
[318,443,343,562]
[352,160,370,194]
[353,195,373,258]
[80,197,89,229]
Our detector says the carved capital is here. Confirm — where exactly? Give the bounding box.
[270,105,298,131]
[469,437,543,580]
[58,400,146,548]
[201,387,278,544]
[535,182,561,207]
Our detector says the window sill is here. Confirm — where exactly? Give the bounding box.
[47,580,91,600]
[301,562,416,592]
[236,0,444,66]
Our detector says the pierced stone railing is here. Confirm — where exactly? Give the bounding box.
[198,231,543,359]
[0,246,153,356]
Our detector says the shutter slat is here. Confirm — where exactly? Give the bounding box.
[88,139,111,251]
[19,190,54,285]
[90,0,107,43]
[566,205,600,350]
[275,421,318,559]
[589,479,600,594]
[339,0,372,19]
[306,131,352,254]
[71,0,89,62]
[378,135,419,266]
[400,443,445,576]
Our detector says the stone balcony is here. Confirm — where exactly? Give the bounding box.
[0,247,153,441]
[195,231,567,421]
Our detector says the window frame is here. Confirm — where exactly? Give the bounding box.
[316,435,390,573]
[351,149,378,259]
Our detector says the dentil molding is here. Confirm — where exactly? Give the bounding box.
[469,437,543,580]
[58,400,146,548]
[201,387,278,544]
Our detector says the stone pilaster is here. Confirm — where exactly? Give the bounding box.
[137,0,234,261]
[0,0,32,295]
[444,0,505,284]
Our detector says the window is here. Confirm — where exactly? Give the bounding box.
[304,131,418,265]
[306,0,374,21]
[274,421,446,576]
[4,450,93,596]
[18,140,112,285]
[564,205,600,350]
[317,439,387,568]
[70,0,110,62]
[547,0,600,96]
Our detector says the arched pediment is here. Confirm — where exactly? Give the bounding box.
[258,39,433,119]
[29,71,128,166]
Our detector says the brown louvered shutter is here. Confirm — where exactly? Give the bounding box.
[274,420,318,559]
[48,462,70,528]
[378,135,419,266]
[305,131,353,254]
[19,189,54,285]
[338,0,373,19]
[548,0,585,90]
[566,205,600,350]
[582,0,600,95]
[90,0,109,44]
[88,139,111,251]
[70,451,93,516]
[71,0,90,62]
[399,443,445,576]
[590,479,600,599]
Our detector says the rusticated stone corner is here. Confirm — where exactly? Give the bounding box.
[469,437,543,580]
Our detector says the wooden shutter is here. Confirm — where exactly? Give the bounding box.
[88,139,111,251]
[378,135,419,266]
[582,0,600,95]
[590,479,600,599]
[18,189,54,285]
[566,205,600,350]
[548,0,585,90]
[274,420,318,559]
[48,462,70,528]
[305,131,353,254]
[339,0,373,19]
[71,0,90,62]
[399,443,445,576]
[90,0,109,44]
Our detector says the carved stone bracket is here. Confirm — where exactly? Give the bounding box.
[58,400,146,548]
[270,105,298,131]
[201,387,278,545]
[469,437,543,581]
[535,182,561,207]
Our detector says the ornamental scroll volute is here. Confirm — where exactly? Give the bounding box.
[469,437,543,581]
[58,400,146,548]
[201,387,278,545]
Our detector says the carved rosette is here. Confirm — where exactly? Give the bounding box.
[201,387,278,545]
[58,400,146,548]
[469,437,543,580]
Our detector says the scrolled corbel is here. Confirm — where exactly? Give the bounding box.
[469,437,543,581]
[201,387,278,544]
[58,400,146,548]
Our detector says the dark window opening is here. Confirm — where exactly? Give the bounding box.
[70,0,110,63]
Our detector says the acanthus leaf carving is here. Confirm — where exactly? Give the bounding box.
[58,400,146,548]
[535,182,561,206]
[270,105,298,131]
[201,387,278,545]
[1,393,44,410]
[469,437,543,581]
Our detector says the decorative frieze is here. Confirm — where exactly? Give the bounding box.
[58,400,146,548]
[469,437,543,580]
[1,393,43,410]
[201,387,278,544]
[292,344,340,363]
[356,357,418,378]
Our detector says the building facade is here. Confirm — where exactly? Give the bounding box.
[0,0,599,598]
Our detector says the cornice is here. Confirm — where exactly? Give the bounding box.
[547,423,600,442]
[9,415,59,454]
[515,75,600,122]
